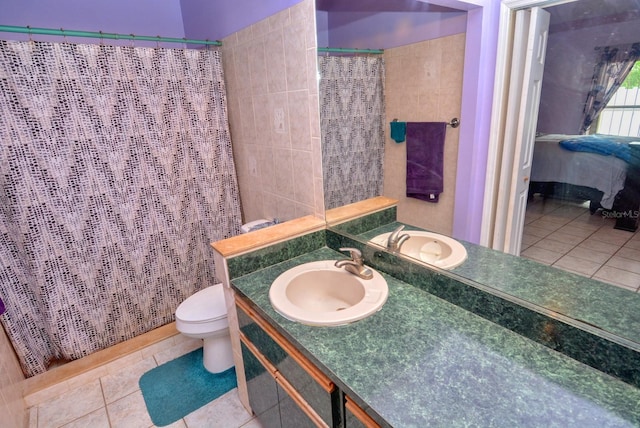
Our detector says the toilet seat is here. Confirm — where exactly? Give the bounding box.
[175,284,227,324]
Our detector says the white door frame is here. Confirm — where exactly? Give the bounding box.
[480,0,578,251]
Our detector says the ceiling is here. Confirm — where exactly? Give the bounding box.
[315,0,461,13]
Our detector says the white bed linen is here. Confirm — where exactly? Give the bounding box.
[531,134,627,209]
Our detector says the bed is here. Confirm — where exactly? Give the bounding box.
[530,134,640,230]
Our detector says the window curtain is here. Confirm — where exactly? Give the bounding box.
[580,42,640,134]
[319,56,385,210]
[0,40,242,376]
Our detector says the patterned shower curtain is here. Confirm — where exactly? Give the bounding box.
[0,40,242,376]
[319,56,385,210]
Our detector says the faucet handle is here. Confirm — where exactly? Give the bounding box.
[338,247,363,262]
[391,224,405,234]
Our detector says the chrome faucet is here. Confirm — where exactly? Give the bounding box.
[334,247,373,280]
[387,225,410,252]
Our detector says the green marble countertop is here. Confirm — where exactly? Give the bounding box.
[232,247,640,427]
[357,222,640,349]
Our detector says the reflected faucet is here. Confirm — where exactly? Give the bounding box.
[387,225,410,252]
[334,247,373,280]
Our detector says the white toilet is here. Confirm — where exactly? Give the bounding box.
[175,219,274,373]
[175,284,233,373]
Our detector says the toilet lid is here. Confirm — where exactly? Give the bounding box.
[176,284,227,323]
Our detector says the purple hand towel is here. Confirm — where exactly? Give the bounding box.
[0,297,5,315]
[406,122,446,203]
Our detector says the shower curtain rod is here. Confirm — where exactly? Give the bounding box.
[318,47,384,54]
[0,25,222,46]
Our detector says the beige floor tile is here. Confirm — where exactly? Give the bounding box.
[522,225,551,239]
[154,337,202,366]
[553,255,602,277]
[105,351,145,375]
[28,407,37,428]
[527,218,565,232]
[25,380,73,408]
[546,231,586,246]
[578,214,613,229]
[590,229,633,246]
[101,356,157,404]
[624,236,640,250]
[140,336,181,360]
[158,418,188,427]
[578,239,622,256]
[107,390,154,428]
[566,218,603,232]
[520,246,563,265]
[532,238,576,255]
[605,256,640,275]
[615,246,640,261]
[556,224,596,238]
[566,246,611,264]
[60,407,110,428]
[183,389,254,428]
[521,233,541,248]
[240,418,264,428]
[593,266,640,291]
[524,212,543,223]
[37,380,104,428]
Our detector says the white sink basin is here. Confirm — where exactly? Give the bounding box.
[370,230,468,270]
[269,260,388,326]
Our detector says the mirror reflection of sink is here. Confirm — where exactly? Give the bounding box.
[370,230,468,270]
[269,260,388,326]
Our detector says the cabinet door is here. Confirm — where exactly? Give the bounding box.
[237,297,337,426]
[345,395,381,428]
[277,383,320,428]
[241,342,281,427]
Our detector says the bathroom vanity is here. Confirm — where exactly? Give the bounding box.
[211,201,640,427]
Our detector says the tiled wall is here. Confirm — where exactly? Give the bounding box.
[222,0,324,224]
[0,325,26,427]
[383,34,466,236]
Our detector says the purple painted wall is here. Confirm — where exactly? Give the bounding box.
[0,0,186,47]
[453,2,500,244]
[0,0,304,44]
[537,18,640,134]
[317,11,467,49]
[180,0,304,41]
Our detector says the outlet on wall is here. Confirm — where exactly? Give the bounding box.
[273,107,285,134]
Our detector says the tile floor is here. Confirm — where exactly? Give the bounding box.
[521,195,640,292]
[27,336,262,428]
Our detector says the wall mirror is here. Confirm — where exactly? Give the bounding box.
[316,0,467,235]
[317,0,640,348]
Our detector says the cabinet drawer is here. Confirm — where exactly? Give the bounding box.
[236,296,338,427]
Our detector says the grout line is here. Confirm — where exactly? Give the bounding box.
[528,197,640,290]
[98,376,111,428]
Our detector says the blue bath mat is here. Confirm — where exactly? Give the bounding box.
[139,348,236,426]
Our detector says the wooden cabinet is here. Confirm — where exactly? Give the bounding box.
[237,295,338,427]
[235,295,381,428]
